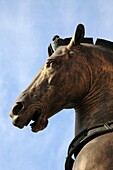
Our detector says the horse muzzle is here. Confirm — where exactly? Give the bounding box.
[10,101,48,132]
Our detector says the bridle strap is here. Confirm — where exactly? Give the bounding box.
[65,121,113,170]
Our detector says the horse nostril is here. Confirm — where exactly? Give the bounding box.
[12,102,24,115]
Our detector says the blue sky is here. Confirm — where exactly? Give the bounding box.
[1,0,113,170]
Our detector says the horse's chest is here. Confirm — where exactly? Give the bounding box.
[73,133,113,170]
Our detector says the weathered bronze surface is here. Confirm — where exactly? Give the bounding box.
[10,24,113,169]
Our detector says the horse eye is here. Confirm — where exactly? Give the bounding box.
[46,61,58,69]
[50,62,58,68]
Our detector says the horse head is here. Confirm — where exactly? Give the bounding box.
[10,24,90,132]
[10,24,113,170]
[10,23,113,134]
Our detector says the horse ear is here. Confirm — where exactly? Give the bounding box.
[48,44,54,57]
[67,24,85,49]
[74,24,85,44]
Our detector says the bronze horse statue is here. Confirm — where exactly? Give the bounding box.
[10,24,113,170]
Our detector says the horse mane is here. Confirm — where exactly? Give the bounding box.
[95,38,113,51]
[82,38,113,52]
[50,36,113,54]
[70,37,113,52]
[81,37,93,44]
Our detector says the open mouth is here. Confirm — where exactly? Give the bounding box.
[29,110,42,129]
[26,109,48,132]
[11,107,48,133]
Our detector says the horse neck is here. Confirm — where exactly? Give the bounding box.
[74,46,113,136]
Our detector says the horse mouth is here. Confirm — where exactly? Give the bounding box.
[26,109,48,132]
[11,108,48,133]
[29,110,41,127]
